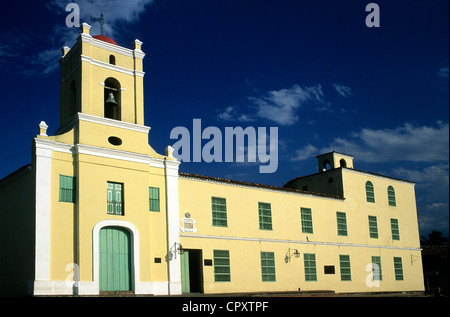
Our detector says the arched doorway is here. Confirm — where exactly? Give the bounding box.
[99,227,132,292]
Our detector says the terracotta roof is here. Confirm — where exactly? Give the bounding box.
[179,172,344,200]
[93,35,117,45]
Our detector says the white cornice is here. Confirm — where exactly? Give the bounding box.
[55,113,151,138]
[77,113,150,133]
[80,55,145,78]
[79,33,145,60]
[34,137,165,168]
[77,143,164,168]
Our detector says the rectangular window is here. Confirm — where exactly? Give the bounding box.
[304,253,317,281]
[261,252,276,282]
[149,187,160,212]
[368,215,378,238]
[107,182,123,215]
[213,250,231,282]
[390,218,400,240]
[336,211,348,236]
[59,175,75,203]
[212,197,227,227]
[301,207,313,234]
[371,256,382,281]
[339,255,352,281]
[393,257,404,281]
[258,202,272,230]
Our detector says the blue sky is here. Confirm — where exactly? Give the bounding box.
[0,0,448,237]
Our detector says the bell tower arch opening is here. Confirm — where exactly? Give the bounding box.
[316,152,354,172]
[104,77,121,121]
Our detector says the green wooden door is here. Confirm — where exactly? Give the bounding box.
[180,250,190,293]
[99,227,132,292]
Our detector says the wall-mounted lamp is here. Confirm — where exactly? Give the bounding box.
[177,243,184,255]
[170,242,184,260]
[285,248,301,263]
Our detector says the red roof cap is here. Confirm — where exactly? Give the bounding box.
[93,35,117,45]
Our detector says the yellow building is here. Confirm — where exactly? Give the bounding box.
[0,25,424,296]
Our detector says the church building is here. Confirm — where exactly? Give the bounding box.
[0,24,424,296]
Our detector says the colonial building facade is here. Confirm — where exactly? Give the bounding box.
[0,24,424,296]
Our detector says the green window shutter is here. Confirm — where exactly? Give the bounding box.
[368,215,378,238]
[212,197,227,227]
[336,211,348,236]
[388,186,396,206]
[393,257,404,281]
[391,218,400,240]
[107,182,123,215]
[301,207,313,234]
[149,187,160,212]
[213,250,231,282]
[258,202,272,230]
[371,256,382,281]
[304,253,317,281]
[339,255,352,281]
[261,252,276,282]
[59,175,75,203]
[366,181,375,203]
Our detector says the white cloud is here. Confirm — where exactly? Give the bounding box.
[290,121,449,164]
[0,45,16,58]
[394,164,449,185]
[217,84,326,125]
[251,84,325,126]
[437,66,449,79]
[333,83,353,97]
[216,106,255,122]
[425,202,448,210]
[290,144,319,161]
[332,121,449,163]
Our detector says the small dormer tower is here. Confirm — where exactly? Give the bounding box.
[316,152,354,172]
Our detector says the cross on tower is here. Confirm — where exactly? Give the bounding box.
[92,13,109,36]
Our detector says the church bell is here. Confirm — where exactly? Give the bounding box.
[105,92,117,105]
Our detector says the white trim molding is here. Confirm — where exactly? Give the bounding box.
[164,158,182,295]
[78,113,150,133]
[55,112,151,135]
[80,54,145,77]
[32,137,53,295]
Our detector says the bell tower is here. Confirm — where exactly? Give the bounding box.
[59,22,146,127]
[316,152,354,172]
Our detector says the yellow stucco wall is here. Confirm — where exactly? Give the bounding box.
[178,173,424,294]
